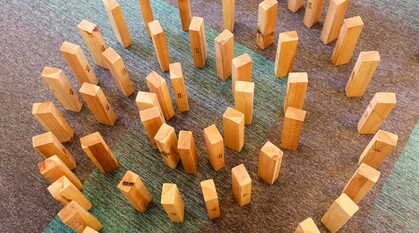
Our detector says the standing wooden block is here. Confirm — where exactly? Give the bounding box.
[136,91,165,123]
[32,102,74,142]
[48,176,92,210]
[161,183,185,222]
[178,131,198,174]
[117,170,153,212]
[154,123,181,169]
[320,0,350,44]
[169,63,189,112]
[149,20,171,72]
[284,72,308,113]
[102,47,135,96]
[257,0,278,49]
[357,92,396,134]
[288,0,304,12]
[303,0,325,28]
[102,0,132,47]
[234,81,254,125]
[358,130,398,169]
[223,107,245,152]
[342,163,380,204]
[345,51,381,97]
[140,107,164,148]
[295,217,320,233]
[41,67,83,112]
[146,72,175,120]
[178,0,192,31]
[200,179,220,219]
[280,107,306,151]
[332,16,364,66]
[232,53,252,96]
[189,17,207,68]
[222,0,235,31]
[232,164,252,207]
[258,141,283,185]
[77,20,108,69]
[137,0,154,38]
[58,201,102,233]
[204,125,225,171]
[32,132,76,169]
[83,227,99,233]
[274,31,298,78]
[38,155,83,190]
[321,193,359,233]
[214,30,234,80]
[79,83,117,126]
[80,132,119,174]
[60,41,98,85]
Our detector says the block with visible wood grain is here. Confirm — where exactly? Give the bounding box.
[295,217,320,233]
[178,131,198,174]
[257,0,278,49]
[38,155,82,190]
[140,107,164,149]
[232,53,252,96]
[137,0,154,38]
[200,179,220,219]
[303,0,325,28]
[58,201,102,233]
[102,47,135,96]
[204,125,225,171]
[169,63,189,112]
[82,226,99,233]
[223,107,245,152]
[234,81,254,125]
[117,170,153,212]
[346,51,380,97]
[146,71,175,120]
[284,72,308,113]
[149,20,171,72]
[136,91,165,123]
[320,0,350,44]
[102,0,132,47]
[189,17,207,68]
[48,176,92,210]
[215,29,234,80]
[321,193,359,233]
[161,183,184,222]
[280,107,306,151]
[274,31,298,78]
[342,163,380,204]
[332,16,364,66]
[288,0,304,12]
[177,0,192,31]
[232,164,252,207]
[258,141,283,185]
[154,123,180,169]
[358,130,398,169]
[222,0,235,31]
[78,20,108,69]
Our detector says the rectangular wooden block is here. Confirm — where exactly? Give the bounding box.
[136,91,165,123]
[288,0,304,12]
[200,179,221,219]
[102,47,135,96]
[346,51,380,97]
[223,107,245,152]
[342,163,380,204]
[320,0,350,44]
[102,0,132,47]
[48,176,92,210]
[177,0,192,31]
[38,155,82,190]
[232,164,252,207]
[234,81,254,125]
[178,131,198,174]
[140,107,164,148]
[284,72,308,113]
[332,16,364,66]
[149,20,171,72]
[258,141,283,185]
[274,31,298,78]
[232,53,252,96]
[257,0,278,49]
[295,217,320,233]
[137,0,154,38]
[358,130,398,169]
[58,201,102,233]
[321,193,359,233]
[154,123,181,169]
[169,63,189,112]
[280,107,306,150]
[189,17,207,68]
[77,19,108,69]
[161,183,184,222]
[303,0,325,28]
[82,227,99,233]
[222,0,235,31]
[117,170,153,212]
[146,71,175,120]
[204,125,225,171]
[215,29,234,80]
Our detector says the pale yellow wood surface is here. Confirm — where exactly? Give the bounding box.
[200,179,220,219]
[149,20,171,72]
[342,163,380,204]
[223,107,245,152]
[346,51,380,97]
[77,20,108,69]
[137,0,154,38]
[161,183,184,222]
[321,193,359,233]
[332,16,364,66]
[169,63,189,112]
[178,131,198,174]
[48,176,92,210]
[258,141,283,185]
[257,0,278,49]
[82,226,99,233]
[232,164,252,207]
[58,201,102,233]
[288,0,304,12]
[214,29,234,80]
[234,81,254,125]
[358,130,398,169]
[274,31,298,78]
[177,0,192,31]
[146,71,175,120]
[303,0,325,28]
[295,217,320,233]
[284,72,308,113]
[320,0,350,44]
[102,0,132,47]
[189,17,207,68]
[154,123,180,169]
[280,107,306,151]
[140,107,164,148]
[222,0,235,31]
[135,91,165,123]
[232,53,252,96]
[117,170,153,212]
[102,47,135,96]
[204,125,225,171]
[38,155,83,190]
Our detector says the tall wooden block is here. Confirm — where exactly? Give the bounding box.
[178,0,192,31]
[295,217,320,233]
[102,48,134,96]
[189,17,207,68]
[234,81,254,125]
[232,164,252,207]
[58,201,102,233]
[357,92,396,134]
[136,91,165,123]
[288,0,304,12]
[320,0,350,44]
[215,29,234,80]
[154,123,181,169]
[117,170,153,212]
[79,83,117,126]
[274,31,298,78]
[223,107,245,152]
[200,179,220,219]
[321,193,359,233]
[280,107,306,151]
[303,0,325,28]
[103,0,132,47]
[258,141,283,185]
[41,67,83,112]
[232,53,252,96]
[38,155,83,190]
[140,107,164,148]
[332,16,364,66]
[178,131,198,174]
[32,102,74,142]
[345,51,381,97]
[48,176,92,210]
[257,0,278,49]
[83,227,99,233]
[358,130,398,169]
[149,20,171,72]
[169,63,189,112]
[161,183,185,222]
[284,72,308,113]
[222,0,235,31]
[204,125,225,171]
[146,72,175,120]
[137,0,154,38]
[77,20,108,69]
[342,163,380,204]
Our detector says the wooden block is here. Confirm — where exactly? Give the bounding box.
[41,67,83,112]
[214,29,234,80]
[320,0,350,44]
[284,72,308,113]
[234,81,254,125]
[58,201,102,233]
[82,227,99,233]
[189,17,207,68]
[32,132,76,169]
[288,0,304,12]
[146,71,175,120]
[117,170,153,212]
[342,163,380,204]
[48,176,92,210]
[32,102,74,142]
[303,0,325,28]
[332,16,364,66]
[161,183,184,222]
[169,63,189,112]
[80,132,119,174]
[136,91,165,123]
[295,217,320,233]
[321,193,359,233]
[77,20,108,69]
[357,92,396,134]
[140,107,164,148]
[137,0,154,38]
[223,107,245,152]
[222,0,235,31]
[257,0,278,49]
[258,141,283,185]
[102,0,132,47]
[204,125,225,171]
[79,83,117,126]
[38,155,82,190]
[178,0,192,31]
[345,51,381,97]
[60,41,98,85]
[149,20,171,72]
[200,179,220,219]
[154,123,181,169]
[358,130,398,169]
[102,47,135,96]
[232,53,252,96]
[232,164,252,207]
[178,131,198,174]
[274,31,298,78]
[280,107,306,150]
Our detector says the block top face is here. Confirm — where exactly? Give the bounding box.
[373,92,397,104]
[78,19,97,33]
[334,0,348,5]
[161,183,178,204]
[154,123,174,142]
[359,51,380,61]
[32,132,55,146]
[47,176,71,195]
[232,164,252,185]
[80,132,103,148]
[298,217,320,232]
[102,47,120,63]
[288,72,308,83]
[58,200,82,221]
[38,155,62,172]
[214,29,234,44]
[169,63,183,80]
[344,16,364,28]
[178,131,193,150]
[189,17,204,31]
[285,107,306,121]
[146,71,166,87]
[80,82,100,96]
[102,0,119,9]
[41,67,62,79]
[235,81,254,93]
[223,107,245,124]
[60,41,80,54]
[279,31,298,42]
[32,102,54,115]
[200,179,218,201]
[375,130,398,146]
[204,124,223,144]
[117,170,139,192]
[261,141,283,160]
[358,163,381,182]
[336,193,359,215]
[259,0,278,10]
[148,20,163,35]
[140,107,161,121]
[233,53,252,67]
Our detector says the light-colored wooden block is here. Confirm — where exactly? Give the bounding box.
[102,0,132,47]
[332,16,364,66]
[222,0,235,31]
[140,107,164,148]
[58,201,102,233]
[32,102,74,142]
[60,41,98,85]
[295,217,320,233]
[280,107,306,151]
[284,72,308,113]
[149,20,171,72]
[320,0,350,44]
[274,31,298,78]
[80,132,119,174]
[257,0,278,49]
[215,30,234,80]
[346,51,380,97]
[189,17,207,68]
[38,155,83,190]
[178,0,192,31]
[161,183,185,222]
[258,141,283,185]
[303,0,325,28]
[146,71,175,120]
[234,81,254,125]
[232,53,252,96]
[342,163,380,204]
[79,83,117,126]
[169,63,189,112]
[178,131,198,174]
[48,176,92,210]
[41,67,83,112]
[136,91,165,123]
[117,170,153,212]
[137,0,154,38]
[288,0,304,12]
[232,164,252,207]
[32,132,76,169]
[77,20,108,69]
[357,92,397,134]
[82,226,99,233]
[358,130,398,169]
[223,107,245,152]
[204,125,225,171]
[321,193,359,233]
[102,47,134,96]
[154,123,181,169]
[200,179,220,219]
